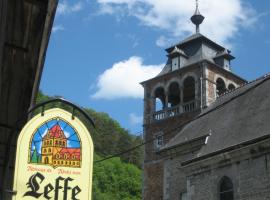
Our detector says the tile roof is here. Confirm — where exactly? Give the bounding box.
[46,124,66,139]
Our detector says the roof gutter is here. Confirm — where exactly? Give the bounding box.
[158,134,209,154]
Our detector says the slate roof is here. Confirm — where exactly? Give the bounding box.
[166,33,225,53]
[161,73,270,162]
[214,49,235,60]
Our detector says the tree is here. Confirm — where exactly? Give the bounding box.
[31,148,40,163]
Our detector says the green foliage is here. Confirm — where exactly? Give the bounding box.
[36,91,143,168]
[93,155,142,200]
[36,91,143,199]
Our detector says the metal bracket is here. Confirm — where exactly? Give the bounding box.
[28,98,95,128]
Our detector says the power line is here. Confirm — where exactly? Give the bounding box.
[94,124,184,164]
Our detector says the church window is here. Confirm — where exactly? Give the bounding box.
[168,82,180,107]
[44,149,47,153]
[155,134,164,149]
[220,176,234,200]
[216,78,226,96]
[228,84,236,91]
[154,87,166,111]
[183,76,195,103]
[48,148,51,153]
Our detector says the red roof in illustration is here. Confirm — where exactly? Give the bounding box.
[57,148,81,160]
[46,124,66,139]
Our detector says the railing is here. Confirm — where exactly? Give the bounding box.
[153,100,198,121]
[183,101,196,113]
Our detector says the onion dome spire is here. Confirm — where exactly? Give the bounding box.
[190,0,205,33]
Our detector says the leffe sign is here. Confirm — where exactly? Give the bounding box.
[12,108,94,200]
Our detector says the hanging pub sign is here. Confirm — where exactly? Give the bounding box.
[12,108,94,200]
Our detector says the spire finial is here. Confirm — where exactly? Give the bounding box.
[191,0,204,34]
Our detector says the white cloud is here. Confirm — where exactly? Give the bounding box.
[57,1,83,16]
[52,24,65,33]
[92,56,163,99]
[96,0,256,47]
[156,36,175,48]
[42,129,48,137]
[129,113,143,125]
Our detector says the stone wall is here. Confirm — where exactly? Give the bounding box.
[184,142,270,200]
[143,111,199,200]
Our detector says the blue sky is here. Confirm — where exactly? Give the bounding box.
[40,0,270,134]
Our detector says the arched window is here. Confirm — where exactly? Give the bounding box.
[228,84,236,91]
[168,82,180,107]
[216,78,226,96]
[183,76,195,103]
[220,176,234,200]
[154,87,166,111]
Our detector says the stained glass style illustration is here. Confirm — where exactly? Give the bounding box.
[29,118,82,168]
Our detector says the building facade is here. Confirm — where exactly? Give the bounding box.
[41,124,81,168]
[142,3,270,200]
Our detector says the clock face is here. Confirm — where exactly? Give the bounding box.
[172,57,179,71]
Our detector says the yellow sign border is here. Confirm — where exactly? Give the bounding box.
[12,108,94,200]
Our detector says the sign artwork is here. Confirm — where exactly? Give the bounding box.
[12,108,93,200]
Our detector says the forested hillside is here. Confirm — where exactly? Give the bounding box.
[36,91,143,199]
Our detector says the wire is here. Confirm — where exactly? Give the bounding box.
[94,124,184,164]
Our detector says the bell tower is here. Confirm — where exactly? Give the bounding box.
[141,1,246,199]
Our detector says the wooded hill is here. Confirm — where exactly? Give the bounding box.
[36,91,143,200]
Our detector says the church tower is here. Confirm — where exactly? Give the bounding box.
[141,1,246,199]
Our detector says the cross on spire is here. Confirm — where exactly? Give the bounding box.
[191,0,205,33]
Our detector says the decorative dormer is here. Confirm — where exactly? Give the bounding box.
[214,49,235,71]
[168,46,188,71]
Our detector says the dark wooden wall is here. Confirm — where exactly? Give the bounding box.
[0,0,57,199]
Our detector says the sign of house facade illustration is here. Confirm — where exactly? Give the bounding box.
[12,108,93,200]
